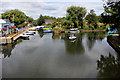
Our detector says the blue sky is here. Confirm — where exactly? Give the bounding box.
[1,0,105,19]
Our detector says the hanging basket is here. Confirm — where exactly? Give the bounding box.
[9,26,16,29]
[3,28,7,31]
[9,27,12,29]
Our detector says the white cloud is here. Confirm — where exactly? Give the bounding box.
[1,0,104,19]
[2,0,103,2]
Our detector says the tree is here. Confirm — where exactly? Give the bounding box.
[85,9,98,28]
[37,15,45,26]
[62,20,73,29]
[97,53,120,78]
[43,16,56,19]
[26,16,34,23]
[101,1,120,29]
[66,6,87,28]
[2,9,26,26]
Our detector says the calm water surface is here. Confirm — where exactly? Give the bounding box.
[1,31,120,78]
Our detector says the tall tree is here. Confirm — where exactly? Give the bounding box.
[66,6,87,28]
[2,9,26,26]
[43,16,56,19]
[85,9,98,28]
[37,15,45,26]
[101,1,120,29]
[26,16,34,23]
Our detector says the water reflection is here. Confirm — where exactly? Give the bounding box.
[1,39,23,58]
[86,32,106,50]
[38,30,45,38]
[52,33,61,39]
[2,31,120,78]
[65,33,85,55]
[97,53,120,78]
[52,32,106,55]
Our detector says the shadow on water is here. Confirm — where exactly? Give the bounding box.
[86,32,106,50]
[3,31,120,78]
[97,53,120,78]
[38,30,45,38]
[1,31,107,57]
[1,39,23,58]
[52,32,106,55]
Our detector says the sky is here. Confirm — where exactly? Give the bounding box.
[0,0,105,19]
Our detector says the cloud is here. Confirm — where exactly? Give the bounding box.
[2,0,103,2]
[1,0,104,19]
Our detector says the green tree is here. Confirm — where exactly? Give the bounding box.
[32,20,38,26]
[85,9,98,28]
[66,6,87,28]
[62,20,73,29]
[27,16,34,23]
[37,15,45,26]
[2,9,26,26]
[101,1,120,29]
[43,16,56,19]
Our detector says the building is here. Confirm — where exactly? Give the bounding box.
[0,19,15,37]
[45,19,55,24]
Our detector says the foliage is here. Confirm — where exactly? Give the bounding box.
[18,23,26,28]
[97,53,120,78]
[37,14,45,26]
[26,16,34,23]
[32,20,38,26]
[51,17,74,29]
[66,6,87,28]
[43,16,56,19]
[2,9,26,26]
[62,20,73,29]
[51,18,64,28]
[46,23,52,28]
[85,9,98,28]
[101,1,120,29]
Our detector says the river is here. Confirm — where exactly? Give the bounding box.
[1,31,120,78]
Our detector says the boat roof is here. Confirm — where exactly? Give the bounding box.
[0,19,6,23]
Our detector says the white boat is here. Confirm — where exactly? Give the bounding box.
[24,32,34,35]
[70,28,79,33]
[28,31,36,34]
[20,34,29,38]
[69,35,77,40]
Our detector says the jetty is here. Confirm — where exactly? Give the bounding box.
[0,28,29,44]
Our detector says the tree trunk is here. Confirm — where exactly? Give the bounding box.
[74,22,77,28]
[79,20,83,29]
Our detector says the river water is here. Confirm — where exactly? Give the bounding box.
[1,31,120,78]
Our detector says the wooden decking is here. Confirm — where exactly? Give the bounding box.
[0,28,28,44]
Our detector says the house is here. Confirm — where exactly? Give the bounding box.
[0,19,15,37]
[45,19,55,24]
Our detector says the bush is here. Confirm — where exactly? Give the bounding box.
[17,23,26,28]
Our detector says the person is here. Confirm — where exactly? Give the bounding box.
[16,28,18,33]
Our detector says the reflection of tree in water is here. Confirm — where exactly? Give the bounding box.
[52,33,62,40]
[38,30,45,38]
[87,32,106,50]
[64,33,85,55]
[97,53,120,78]
[2,39,22,58]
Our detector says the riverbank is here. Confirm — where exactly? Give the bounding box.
[107,35,120,53]
[80,30,106,32]
[53,28,106,33]
[0,28,29,44]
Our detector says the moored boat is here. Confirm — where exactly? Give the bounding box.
[69,35,77,40]
[20,34,29,38]
[24,32,34,35]
[28,31,36,34]
[43,29,53,33]
[70,28,79,33]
